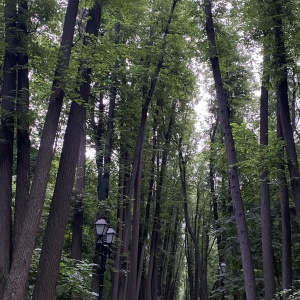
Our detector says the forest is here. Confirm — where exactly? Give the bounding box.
[0,0,300,299]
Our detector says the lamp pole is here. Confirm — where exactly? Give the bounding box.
[95,218,116,300]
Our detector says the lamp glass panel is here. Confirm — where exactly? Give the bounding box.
[95,218,108,236]
[220,262,226,274]
[106,227,116,244]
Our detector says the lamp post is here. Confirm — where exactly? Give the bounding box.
[218,261,226,300]
[95,218,116,300]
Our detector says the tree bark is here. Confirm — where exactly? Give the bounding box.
[260,55,275,300]
[178,145,207,300]
[146,101,175,300]
[71,125,86,261]
[273,0,300,228]
[122,2,178,299]
[91,22,118,297]
[0,0,17,296]
[32,2,102,299]
[14,0,30,253]
[32,97,86,300]
[204,1,258,299]
[277,97,292,300]
[3,0,79,298]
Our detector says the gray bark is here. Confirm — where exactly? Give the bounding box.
[204,1,258,299]
[3,0,79,298]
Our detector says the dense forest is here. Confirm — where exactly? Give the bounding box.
[1,0,300,299]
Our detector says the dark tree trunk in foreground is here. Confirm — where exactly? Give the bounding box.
[204,1,258,299]
[3,0,79,298]
[260,55,275,300]
[14,0,30,252]
[32,91,86,300]
[273,0,300,228]
[0,0,17,296]
[32,3,102,299]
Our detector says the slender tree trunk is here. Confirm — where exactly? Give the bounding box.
[204,1,258,299]
[277,98,292,300]
[12,3,30,297]
[146,101,175,300]
[71,125,86,261]
[123,3,178,299]
[91,23,118,297]
[178,145,207,299]
[3,0,79,298]
[0,0,17,296]
[136,113,157,300]
[209,121,222,257]
[273,0,300,228]
[111,144,129,300]
[14,0,30,251]
[71,127,85,300]
[260,55,275,300]
[185,231,195,299]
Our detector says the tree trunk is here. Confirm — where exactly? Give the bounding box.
[124,3,178,299]
[178,145,207,299]
[14,0,30,253]
[91,22,118,297]
[32,89,86,300]
[71,125,86,261]
[204,1,258,299]
[32,3,102,299]
[185,231,195,299]
[136,112,157,300]
[273,0,300,228]
[3,0,79,298]
[0,0,17,296]
[146,101,175,300]
[209,121,222,257]
[277,98,292,300]
[260,55,275,299]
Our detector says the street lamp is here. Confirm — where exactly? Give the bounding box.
[218,261,226,300]
[95,218,116,300]
[220,261,226,275]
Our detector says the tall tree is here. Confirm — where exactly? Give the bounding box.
[259,55,275,299]
[32,2,103,298]
[14,0,30,251]
[3,0,79,298]
[114,2,179,299]
[204,1,258,298]
[71,125,86,261]
[273,0,300,227]
[178,140,208,300]
[277,105,293,299]
[146,100,176,300]
[0,0,17,296]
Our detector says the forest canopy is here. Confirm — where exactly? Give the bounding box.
[1,0,300,299]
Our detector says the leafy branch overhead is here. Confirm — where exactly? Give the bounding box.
[1,0,300,299]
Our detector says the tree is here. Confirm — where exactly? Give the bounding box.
[0,0,17,296]
[32,2,103,298]
[3,0,79,298]
[204,1,258,299]
[259,55,275,299]
[178,139,208,300]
